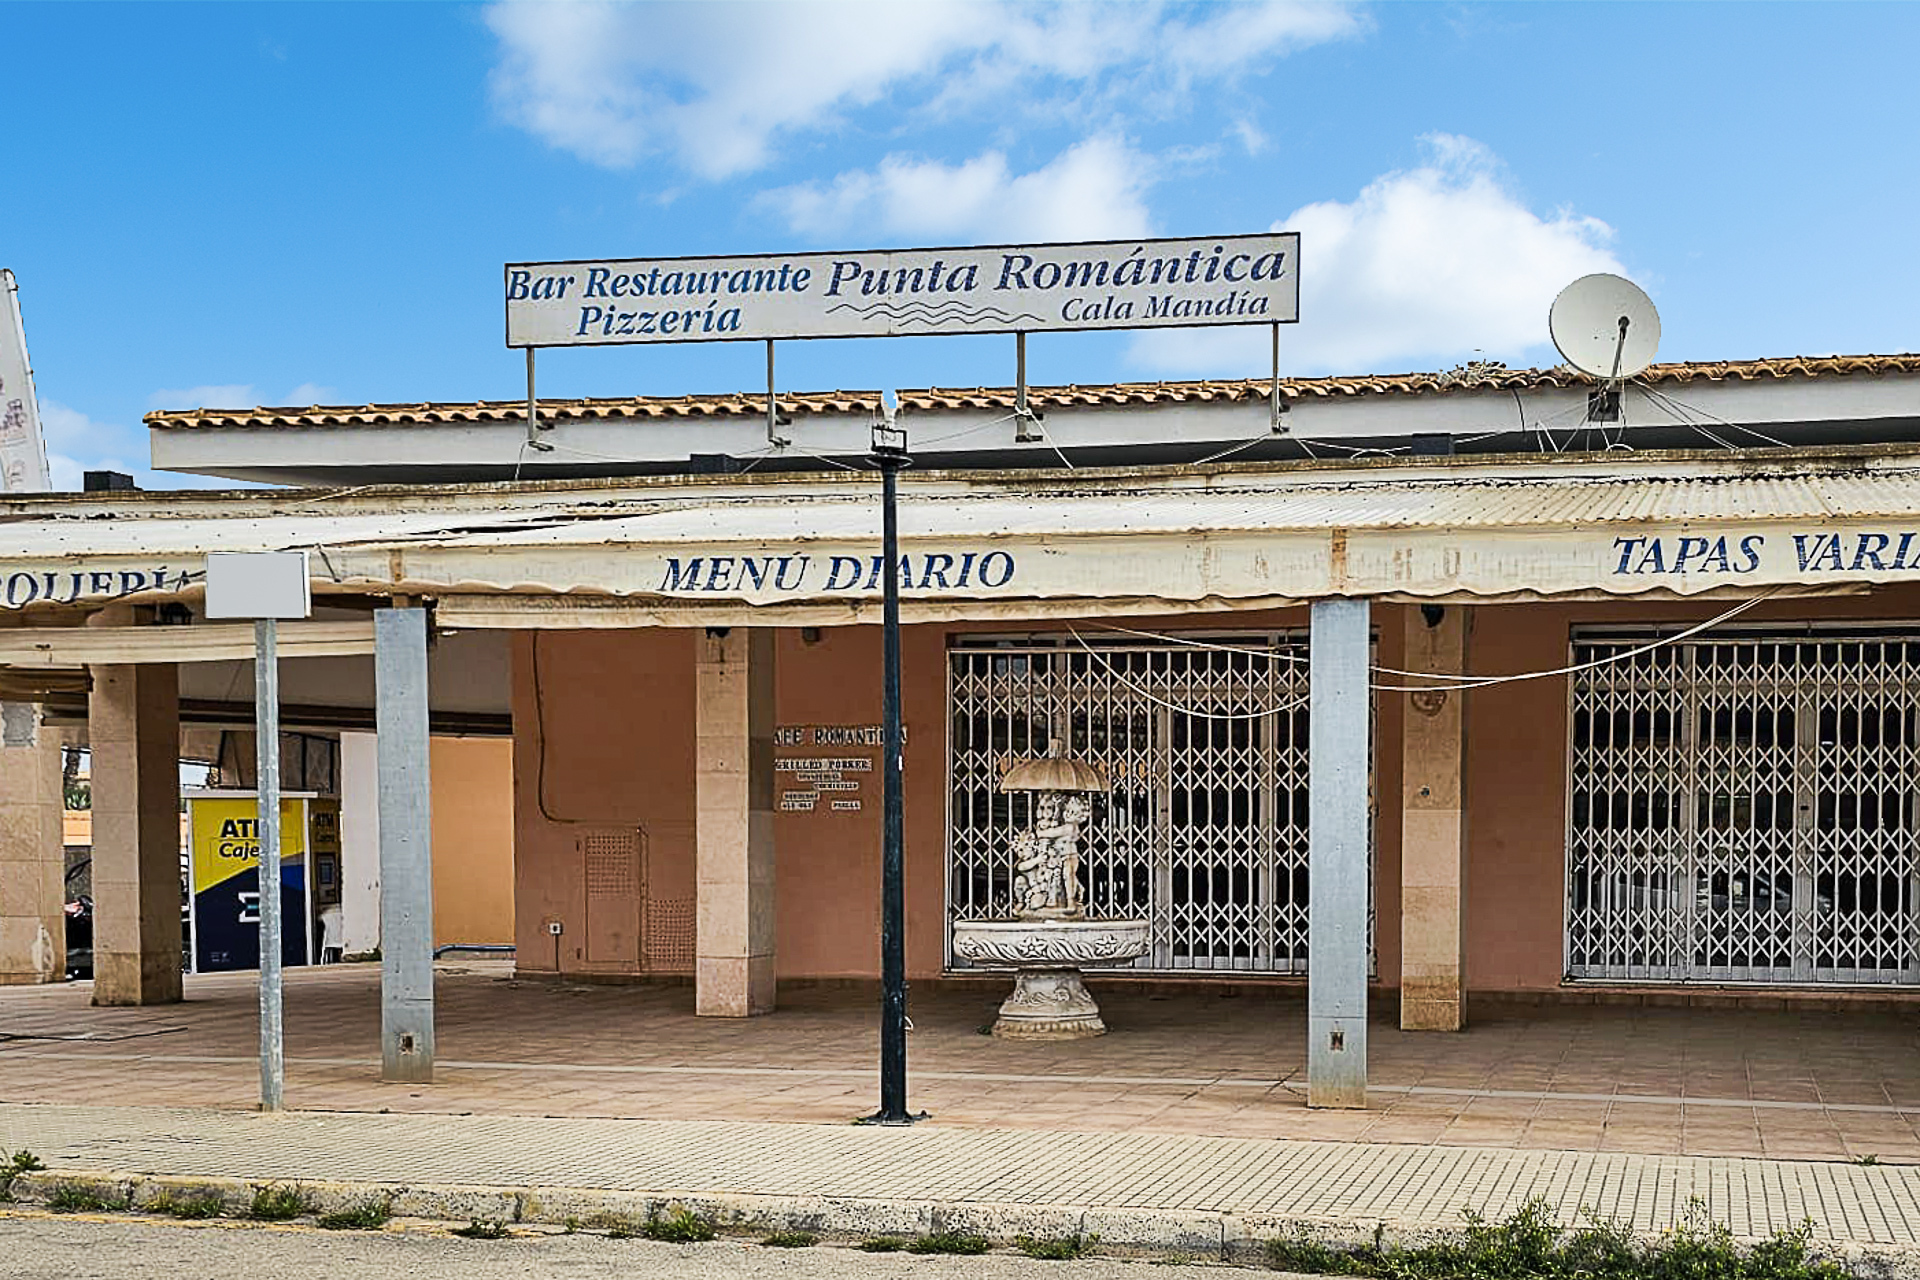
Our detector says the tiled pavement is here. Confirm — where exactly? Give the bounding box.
[0,964,1917,1163]
[4,965,1920,1246]
[6,1103,1920,1246]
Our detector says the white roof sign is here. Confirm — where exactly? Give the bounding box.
[505,233,1299,348]
[0,270,51,493]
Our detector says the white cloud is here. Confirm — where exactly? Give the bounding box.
[484,0,1360,181]
[763,136,1155,243]
[146,382,335,410]
[148,384,256,411]
[38,401,135,491]
[1130,134,1628,377]
[278,383,337,407]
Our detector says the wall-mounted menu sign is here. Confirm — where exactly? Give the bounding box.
[772,724,907,815]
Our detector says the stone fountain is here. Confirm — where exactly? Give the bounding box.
[951,747,1150,1040]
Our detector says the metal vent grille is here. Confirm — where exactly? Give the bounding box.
[584,830,640,896]
[644,899,695,972]
[947,633,1372,975]
[1568,632,1920,985]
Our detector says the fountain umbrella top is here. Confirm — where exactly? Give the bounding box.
[998,743,1108,794]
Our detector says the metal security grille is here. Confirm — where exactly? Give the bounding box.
[1568,630,1920,985]
[947,633,1366,974]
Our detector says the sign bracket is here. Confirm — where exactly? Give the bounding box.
[766,339,790,448]
[1014,332,1042,443]
[1270,323,1290,435]
[524,349,552,452]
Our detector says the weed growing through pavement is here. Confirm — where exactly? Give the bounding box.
[1261,1198,1856,1280]
[1854,1155,1879,1166]
[316,1197,393,1231]
[46,1182,128,1214]
[1017,1234,1093,1260]
[147,1192,224,1219]
[909,1231,991,1255]
[644,1208,717,1243]
[860,1236,910,1252]
[761,1230,819,1248]
[246,1184,312,1221]
[0,1150,42,1200]
[452,1219,513,1240]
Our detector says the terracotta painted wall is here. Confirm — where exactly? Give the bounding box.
[509,588,1920,993]
[1459,603,1571,990]
[430,736,516,948]
[511,629,698,974]
[510,625,950,980]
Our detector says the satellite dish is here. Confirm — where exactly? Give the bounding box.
[1549,274,1661,380]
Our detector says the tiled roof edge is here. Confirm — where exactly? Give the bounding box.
[144,354,1920,430]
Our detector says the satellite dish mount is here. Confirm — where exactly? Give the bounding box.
[1549,274,1661,425]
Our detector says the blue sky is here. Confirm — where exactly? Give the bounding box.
[4,1,1916,488]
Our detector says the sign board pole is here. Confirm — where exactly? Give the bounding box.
[204,550,311,1114]
[254,617,285,1111]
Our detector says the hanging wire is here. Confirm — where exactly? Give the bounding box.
[1084,587,1782,699]
[1366,590,1778,691]
[1066,627,1308,721]
[1635,383,1791,449]
[1034,416,1076,471]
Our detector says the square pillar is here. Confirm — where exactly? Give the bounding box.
[695,627,776,1017]
[1308,598,1370,1108]
[376,608,434,1082]
[89,663,182,1005]
[1400,605,1468,1031]
[338,731,382,956]
[0,706,66,984]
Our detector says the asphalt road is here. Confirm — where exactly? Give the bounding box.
[0,1214,1251,1279]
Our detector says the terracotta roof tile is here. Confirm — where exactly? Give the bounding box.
[143,354,1920,430]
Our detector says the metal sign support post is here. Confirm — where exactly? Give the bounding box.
[1270,323,1289,433]
[863,421,924,1125]
[524,348,551,453]
[254,617,284,1111]
[1014,332,1041,442]
[203,550,311,1115]
[766,340,789,448]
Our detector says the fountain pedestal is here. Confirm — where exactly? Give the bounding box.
[951,918,1151,1040]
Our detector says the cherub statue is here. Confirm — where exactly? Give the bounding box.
[1009,791,1092,919]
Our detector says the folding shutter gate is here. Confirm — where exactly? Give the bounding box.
[947,633,1371,975]
[1567,630,1920,985]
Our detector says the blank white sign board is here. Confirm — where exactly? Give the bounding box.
[204,551,312,620]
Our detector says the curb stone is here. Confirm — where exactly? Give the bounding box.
[11,1168,1920,1277]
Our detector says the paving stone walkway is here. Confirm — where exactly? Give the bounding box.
[2,964,1919,1163]
[5,1102,1920,1248]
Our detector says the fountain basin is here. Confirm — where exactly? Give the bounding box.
[952,918,1150,1040]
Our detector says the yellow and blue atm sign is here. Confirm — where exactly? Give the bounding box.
[188,796,315,973]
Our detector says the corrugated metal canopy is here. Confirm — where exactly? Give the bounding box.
[4,445,1920,622]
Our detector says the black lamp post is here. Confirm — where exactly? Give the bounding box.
[864,419,924,1125]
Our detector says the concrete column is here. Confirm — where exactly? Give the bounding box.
[0,706,66,984]
[1400,605,1469,1031]
[695,627,776,1017]
[89,664,182,1006]
[1308,598,1370,1108]
[338,731,381,955]
[376,609,433,1082]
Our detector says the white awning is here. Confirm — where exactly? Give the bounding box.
[4,448,1920,626]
